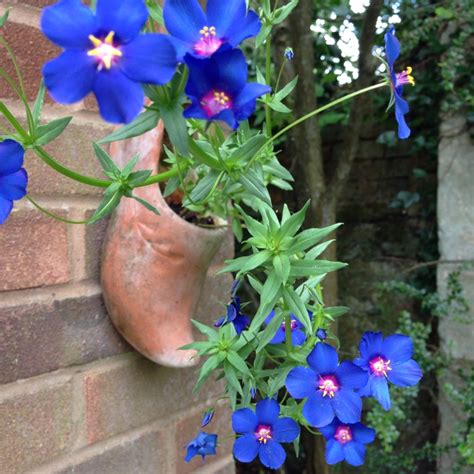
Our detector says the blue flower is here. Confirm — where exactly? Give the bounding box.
[163,0,260,60]
[286,343,368,428]
[232,398,300,470]
[316,328,328,341]
[214,293,250,335]
[385,26,414,139]
[185,431,218,462]
[201,408,214,428]
[41,0,178,124]
[354,331,423,411]
[0,140,28,224]
[284,47,294,61]
[184,48,271,130]
[264,310,311,346]
[320,418,376,466]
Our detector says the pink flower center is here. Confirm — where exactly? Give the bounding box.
[87,31,122,70]
[255,425,273,444]
[318,375,339,398]
[281,319,298,331]
[395,66,415,87]
[335,425,353,445]
[201,90,232,117]
[194,26,223,57]
[369,356,392,377]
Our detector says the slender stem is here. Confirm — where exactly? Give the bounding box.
[264,33,273,138]
[248,81,388,171]
[26,195,91,225]
[285,313,292,355]
[0,101,28,139]
[274,61,285,93]
[135,164,182,188]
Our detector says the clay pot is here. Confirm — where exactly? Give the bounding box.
[101,123,227,368]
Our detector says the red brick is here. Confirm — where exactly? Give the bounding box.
[84,214,109,279]
[0,208,69,291]
[0,292,130,383]
[0,375,75,473]
[174,406,233,474]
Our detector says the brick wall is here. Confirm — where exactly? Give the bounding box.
[0,2,235,473]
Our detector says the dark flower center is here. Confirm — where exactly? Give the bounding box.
[318,375,339,398]
[335,425,353,444]
[369,355,391,377]
[194,25,223,57]
[87,31,122,70]
[201,90,232,117]
[255,424,273,444]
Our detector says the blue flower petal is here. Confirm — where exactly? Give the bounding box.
[0,196,13,224]
[41,0,97,49]
[233,314,250,334]
[184,54,215,99]
[233,433,259,463]
[325,439,345,465]
[121,34,177,85]
[234,83,271,108]
[0,140,24,176]
[0,169,28,201]
[384,26,400,69]
[302,392,334,428]
[43,51,96,104]
[164,0,205,44]
[352,423,376,445]
[264,310,275,325]
[387,359,423,387]
[292,329,306,346]
[358,331,383,360]
[93,69,144,124]
[270,328,286,344]
[272,417,300,443]
[360,375,391,411]
[343,441,366,466]
[319,419,338,440]
[225,11,261,48]
[96,0,148,43]
[353,357,369,370]
[307,342,339,374]
[286,366,317,399]
[211,48,248,96]
[256,398,280,425]
[331,389,362,424]
[336,361,368,389]
[395,93,411,139]
[184,444,199,462]
[206,0,245,36]
[232,408,258,434]
[258,439,286,470]
[383,333,414,363]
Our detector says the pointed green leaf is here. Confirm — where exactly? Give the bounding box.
[32,81,45,126]
[226,351,250,375]
[158,102,189,155]
[283,286,312,333]
[93,143,120,177]
[34,117,72,146]
[250,272,282,331]
[239,168,271,205]
[131,195,160,216]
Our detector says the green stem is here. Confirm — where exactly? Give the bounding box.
[285,313,292,355]
[26,195,91,225]
[0,101,28,139]
[247,81,388,171]
[264,32,273,138]
[135,164,182,188]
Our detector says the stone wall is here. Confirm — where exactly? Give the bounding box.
[437,113,474,474]
[0,2,235,473]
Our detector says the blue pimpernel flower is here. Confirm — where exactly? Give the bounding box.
[264,310,311,346]
[41,0,178,124]
[0,140,28,224]
[184,48,271,130]
[354,331,423,411]
[385,25,415,139]
[319,418,376,466]
[286,342,368,428]
[201,408,215,428]
[163,0,261,60]
[214,292,250,334]
[284,47,294,60]
[232,398,300,470]
[316,328,328,341]
[185,431,218,462]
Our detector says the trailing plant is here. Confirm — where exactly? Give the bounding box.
[0,0,426,470]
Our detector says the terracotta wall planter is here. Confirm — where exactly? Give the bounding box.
[101,124,227,368]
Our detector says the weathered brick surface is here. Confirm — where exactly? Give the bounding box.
[174,405,234,474]
[84,215,109,280]
[0,375,74,474]
[0,208,69,291]
[195,457,236,474]
[0,292,130,383]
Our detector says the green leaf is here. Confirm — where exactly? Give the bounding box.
[247,274,263,294]
[250,272,282,331]
[224,361,243,395]
[227,134,267,165]
[256,310,284,352]
[325,306,350,318]
[280,201,309,237]
[191,319,219,341]
[187,170,220,203]
[130,195,160,216]
[226,351,250,375]
[121,154,140,178]
[158,102,189,155]
[289,260,347,277]
[93,143,120,178]
[163,175,180,198]
[89,183,123,224]
[98,108,160,144]
[194,354,224,392]
[127,169,152,186]
[147,2,164,25]
[283,286,312,333]
[288,223,341,253]
[189,139,223,170]
[273,0,298,24]
[305,239,335,260]
[267,98,292,114]
[268,364,294,395]
[273,254,290,283]
[34,117,72,146]
[220,250,272,274]
[275,76,299,102]
[239,167,272,205]
[0,8,10,27]
[32,81,45,126]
